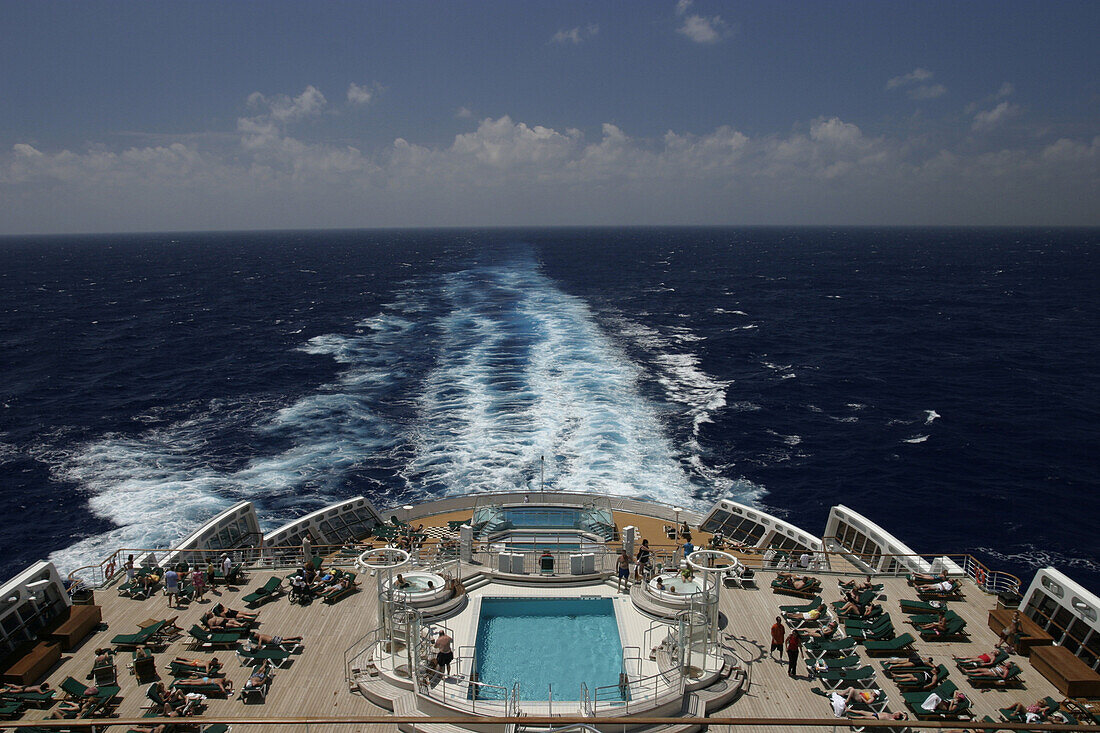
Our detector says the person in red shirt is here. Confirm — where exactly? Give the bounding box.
[770,617,785,661]
[785,628,801,678]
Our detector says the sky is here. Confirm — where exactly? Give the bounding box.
[1,0,1098,234]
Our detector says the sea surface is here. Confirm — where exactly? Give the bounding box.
[0,228,1097,591]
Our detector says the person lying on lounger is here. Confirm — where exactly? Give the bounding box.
[204,614,249,630]
[211,604,258,622]
[916,611,949,634]
[911,570,948,584]
[892,668,937,689]
[1,681,50,693]
[243,660,274,691]
[966,663,1013,680]
[839,575,875,592]
[174,676,233,694]
[49,698,98,718]
[319,578,350,598]
[800,618,839,638]
[952,649,1001,667]
[828,688,881,717]
[776,572,815,589]
[249,630,303,647]
[836,600,875,617]
[883,654,934,673]
[847,710,908,721]
[1003,699,1053,723]
[916,579,956,594]
[784,603,826,622]
[172,656,222,674]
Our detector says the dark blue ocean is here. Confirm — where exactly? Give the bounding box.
[1,228,1097,591]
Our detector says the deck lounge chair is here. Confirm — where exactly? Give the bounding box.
[188,625,241,649]
[779,597,822,613]
[807,654,861,672]
[111,618,169,648]
[805,637,858,658]
[900,598,948,615]
[239,676,272,703]
[242,577,284,608]
[321,571,359,604]
[916,579,962,600]
[92,660,117,686]
[816,665,876,688]
[236,646,293,668]
[171,679,230,698]
[833,589,879,609]
[771,575,822,598]
[846,613,892,630]
[847,618,895,641]
[810,686,888,713]
[59,675,120,704]
[1000,696,1061,723]
[130,650,157,681]
[539,554,555,575]
[918,616,968,641]
[862,633,916,656]
[0,700,23,718]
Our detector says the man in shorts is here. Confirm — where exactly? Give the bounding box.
[770,617,785,661]
[616,550,632,593]
[434,631,454,676]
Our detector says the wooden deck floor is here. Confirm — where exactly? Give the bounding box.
[11,509,1072,732]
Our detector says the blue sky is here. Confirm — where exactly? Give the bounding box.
[1,1,1097,233]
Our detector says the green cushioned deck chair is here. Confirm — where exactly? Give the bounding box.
[169,660,224,678]
[806,635,857,652]
[833,589,879,609]
[862,632,915,656]
[881,658,934,676]
[848,620,896,641]
[447,520,468,531]
[895,664,950,691]
[236,645,293,668]
[188,625,241,648]
[0,700,23,718]
[111,618,169,648]
[839,605,885,623]
[807,654,861,672]
[965,661,1023,687]
[779,596,822,613]
[810,686,888,712]
[203,725,231,733]
[901,680,958,707]
[321,572,359,604]
[919,616,967,641]
[770,576,822,598]
[900,598,948,614]
[817,665,876,688]
[908,609,962,625]
[242,576,283,608]
[844,607,888,625]
[59,676,120,704]
[131,649,157,681]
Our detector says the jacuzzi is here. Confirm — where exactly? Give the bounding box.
[383,571,451,605]
[646,572,713,603]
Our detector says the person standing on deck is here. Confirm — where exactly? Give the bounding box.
[617,550,632,593]
[786,628,801,678]
[770,617,785,661]
[434,630,454,677]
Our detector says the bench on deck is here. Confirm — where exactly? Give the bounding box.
[1029,644,1100,698]
[988,608,1053,654]
[1,641,61,685]
[44,604,102,650]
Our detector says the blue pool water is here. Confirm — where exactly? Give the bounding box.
[474,597,625,700]
[500,508,584,528]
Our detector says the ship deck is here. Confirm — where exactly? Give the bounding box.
[14,508,1075,732]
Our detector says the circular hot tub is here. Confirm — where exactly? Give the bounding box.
[648,572,707,602]
[383,572,450,604]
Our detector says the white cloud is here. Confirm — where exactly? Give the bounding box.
[996,82,1015,98]
[886,68,945,100]
[346,83,374,105]
[972,101,1020,131]
[246,85,327,122]
[455,107,473,119]
[675,0,693,16]
[4,107,1098,231]
[551,24,598,45]
[887,68,933,89]
[678,14,725,44]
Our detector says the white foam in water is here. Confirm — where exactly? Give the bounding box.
[924,409,941,425]
[48,260,762,573]
[903,435,929,444]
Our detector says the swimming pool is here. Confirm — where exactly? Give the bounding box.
[500,507,585,528]
[474,597,626,701]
